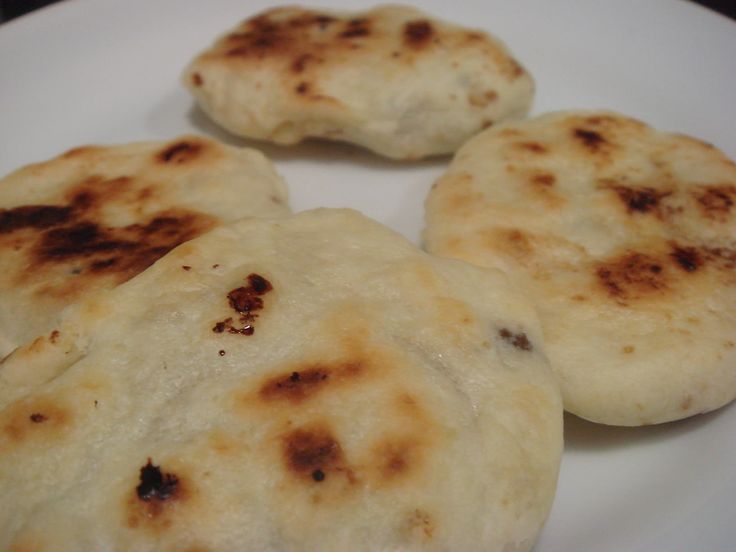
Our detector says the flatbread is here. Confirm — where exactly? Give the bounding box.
[183,5,533,159]
[424,110,736,426]
[0,135,289,356]
[0,209,562,552]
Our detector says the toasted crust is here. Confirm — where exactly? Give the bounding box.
[183,5,533,159]
[0,136,289,355]
[0,209,561,551]
[424,110,736,425]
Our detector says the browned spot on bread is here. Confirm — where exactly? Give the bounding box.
[49,329,60,343]
[127,459,191,531]
[258,360,365,405]
[191,72,203,86]
[498,328,533,351]
[340,18,371,38]
[295,81,310,94]
[374,438,420,481]
[213,273,273,336]
[705,246,736,270]
[468,90,498,107]
[282,425,346,483]
[532,173,556,187]
[622,345,635,354]
[693,184,736,221]
[157,141,203,164]
[220,10,357,60]
[407,509,435,541]
[573,128,608,152]
[262,368,328,402]
[29,208,215,291]
[596,252,668,301]
[403,20,434,48]
[291,53,318,73]
[508,58,524,79]
[606,184,672,215]
[670,245,702,273]
[501,228,534,257]
[517,141,548,154]
[680,395,693,411]
[2,395,72,444]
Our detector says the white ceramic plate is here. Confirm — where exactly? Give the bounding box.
[1,1,734,550]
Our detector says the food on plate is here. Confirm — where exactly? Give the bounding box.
[0,209,562,551]
[424,110,736,426]
[0,135,289,357]
[183,5,533,160]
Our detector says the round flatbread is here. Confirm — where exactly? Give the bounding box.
[183,5,533,160]
[0,209,562,552]
[425,110,736,426]
[0,135,289,357]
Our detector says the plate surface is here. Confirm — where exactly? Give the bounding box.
[1,1,735,550]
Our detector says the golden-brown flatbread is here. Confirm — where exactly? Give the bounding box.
[424,110,736,425]
[0,209,562,551]
[183,5,533,159]
[0,135,289,356]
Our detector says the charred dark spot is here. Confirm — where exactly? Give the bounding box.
[517,142,547,154]
[694,185,736,220]
[158,141,203,164]
[136,459,179,502]
[0,205,72,234]
[610,185,670,214]
[671,245,702,272]
[404,20,434,48]
[247,273,272,294]
[596,252,669,301]
[213,320,229,333]
[228,289,264,315]
[498,328,533,351]
[30,210,211,284]
[191,72,203,86]
[214,274,272,336]
[312,469,325,482]
[29,413,47,423]
[218,350,226,356]
[212,264,220,269]
[283,427,344,479]
[182,265,192,271]
[295,81,310,94]
[573,128,607,152]
[39,222,125,258]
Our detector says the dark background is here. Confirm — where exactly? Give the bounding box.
[0,0,735,23]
